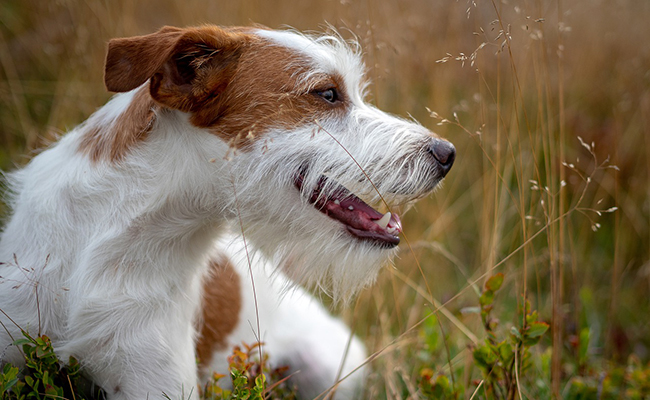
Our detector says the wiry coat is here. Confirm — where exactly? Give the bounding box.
[0,25,454,400]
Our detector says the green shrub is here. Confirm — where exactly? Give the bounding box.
[1,331,88,399]
[418,274,549,399]
[1,334,296,400]
[201,342,297,400]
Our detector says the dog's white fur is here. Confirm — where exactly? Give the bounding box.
[0,26,453,399]
[201,233,367,399]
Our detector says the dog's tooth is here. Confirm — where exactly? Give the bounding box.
[376,212,391,230]
[334,200,340,205]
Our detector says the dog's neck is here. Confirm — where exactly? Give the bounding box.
[79,88,233,218]
[33,89,231,289]
[70,91,241,300]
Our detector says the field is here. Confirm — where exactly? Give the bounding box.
[1,0,649,398]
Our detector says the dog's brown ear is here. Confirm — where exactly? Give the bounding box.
[104,26,248,113]
[105,26,185,93]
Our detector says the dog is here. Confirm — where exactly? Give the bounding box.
[197,232,368,399]
[0,25,454,399]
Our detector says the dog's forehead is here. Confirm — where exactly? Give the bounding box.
[253,29,335,64]
[252,28,363,81]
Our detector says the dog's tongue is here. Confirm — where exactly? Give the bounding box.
[304,178,402,247]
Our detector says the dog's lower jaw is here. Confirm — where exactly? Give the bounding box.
[294,172,402,248]
[237,206,397,302]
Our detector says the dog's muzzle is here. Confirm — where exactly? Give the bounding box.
[294,137,455,249]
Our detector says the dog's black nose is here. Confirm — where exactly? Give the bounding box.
[429,138,455,176]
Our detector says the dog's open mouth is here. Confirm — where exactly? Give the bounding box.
[295,172,402,248]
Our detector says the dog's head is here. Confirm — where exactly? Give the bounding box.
[104,25,455,299]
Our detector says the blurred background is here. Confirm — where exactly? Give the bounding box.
[1,0,649,398]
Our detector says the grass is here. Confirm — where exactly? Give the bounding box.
[1,0,649,398]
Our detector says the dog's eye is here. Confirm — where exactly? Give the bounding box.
[316,88,340,104]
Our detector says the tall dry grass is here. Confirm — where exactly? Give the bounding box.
[1,0,649,398]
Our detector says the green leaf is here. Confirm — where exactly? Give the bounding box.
[527,322,549,338]
[479,290,494,307]
[254,373,266,388]
[435,374,451,392]
[13,338,33,347]
[45,383,60,396]
[485,273,504,292]
[498,341,514,363]
[14,379,25,396]
[524,336,543,347]
[36,345,49,358]
[473,343,498,369]
[1,377,19,393]
[42,370,50,385]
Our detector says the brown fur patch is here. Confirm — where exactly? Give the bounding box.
[196,255,242,368]
[78,86,156,162]
[191,35,349,149]
[83,26,348,162]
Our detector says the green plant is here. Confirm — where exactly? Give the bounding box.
[565,356,650,400]
[201,342,296,400]
[418,274,549,399]
[418,369,461,400]
[473,273,548,399]
[0,333,298,400]
[1,331,87,399]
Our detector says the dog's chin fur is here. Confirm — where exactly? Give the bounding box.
[226,157,400,301]
[240,220,394,302]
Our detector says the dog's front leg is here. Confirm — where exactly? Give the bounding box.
[54,214,214,399]
[62,294,200,400]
